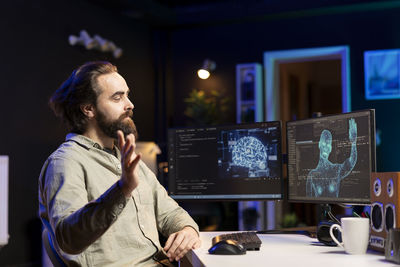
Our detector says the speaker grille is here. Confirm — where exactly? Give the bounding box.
[374,178,382,197]
[386,204,395,232]
[387,179,394,198]
[372,203,384,232]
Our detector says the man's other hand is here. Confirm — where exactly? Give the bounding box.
[163,227,201,262]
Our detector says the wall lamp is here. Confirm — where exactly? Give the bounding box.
[197,59,216,79]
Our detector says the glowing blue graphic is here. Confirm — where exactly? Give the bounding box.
[231,136,268,175]
[368,53,398,89]
[365,50,400,100]
[306,118,358,197]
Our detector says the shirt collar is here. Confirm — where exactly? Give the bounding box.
[65,133,119,158]
[65,133,99,149]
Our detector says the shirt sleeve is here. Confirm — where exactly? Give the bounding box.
[40,156,129,255]
[138,161,199,237]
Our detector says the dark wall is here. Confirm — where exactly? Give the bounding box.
[170,6,400,173]
[2,1,400,264]
[0,0,155,264]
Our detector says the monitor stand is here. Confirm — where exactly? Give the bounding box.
[316,204,343,246]
[318,203,333,222]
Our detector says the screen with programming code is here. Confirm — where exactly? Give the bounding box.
[168,121,283,200]
[287,110,376,204]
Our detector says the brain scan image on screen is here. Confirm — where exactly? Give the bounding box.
[231,136,268,177]
[306,118,358,197]
[217,127,280,179]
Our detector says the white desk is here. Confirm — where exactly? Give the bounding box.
[184,232,396,267]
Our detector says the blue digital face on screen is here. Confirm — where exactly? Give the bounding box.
[306,118,358,197]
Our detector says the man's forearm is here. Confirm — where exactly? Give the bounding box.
[54,182,128,254]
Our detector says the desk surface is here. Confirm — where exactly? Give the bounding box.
[185,232,396,267]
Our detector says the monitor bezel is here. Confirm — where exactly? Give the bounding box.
[285,109,376,205]
[167,120,284,201]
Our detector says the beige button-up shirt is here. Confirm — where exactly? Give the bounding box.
[39,134,199,266]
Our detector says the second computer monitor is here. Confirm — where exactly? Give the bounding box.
[168,121,283,200]
[287,110,376,204]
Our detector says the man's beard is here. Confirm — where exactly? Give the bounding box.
[96,109,138,140]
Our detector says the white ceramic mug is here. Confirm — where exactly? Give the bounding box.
[329,217,370,254]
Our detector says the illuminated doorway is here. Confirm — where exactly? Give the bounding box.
[263,46,351,229]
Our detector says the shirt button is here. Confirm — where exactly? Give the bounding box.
[118,204,124,209]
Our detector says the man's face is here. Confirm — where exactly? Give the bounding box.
[94,72,138,139]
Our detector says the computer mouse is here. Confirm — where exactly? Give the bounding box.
[208,239,246,255]
[317,220,342,246]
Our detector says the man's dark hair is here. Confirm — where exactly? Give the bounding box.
[49,61,117,133]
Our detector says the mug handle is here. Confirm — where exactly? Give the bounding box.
[329,224,344,248]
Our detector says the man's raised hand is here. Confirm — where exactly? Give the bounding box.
[348,118,357,143]
[117,130,141,197]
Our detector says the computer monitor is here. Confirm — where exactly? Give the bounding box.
[168,121,283,200]
[287,110,376,204]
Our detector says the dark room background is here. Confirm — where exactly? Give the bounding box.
[1,0,400,265]
[0,0,157,265]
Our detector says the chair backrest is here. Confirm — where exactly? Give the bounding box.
[42,228,67,267]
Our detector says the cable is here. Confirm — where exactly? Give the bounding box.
[328,211,340,224]
[336,203,352,209]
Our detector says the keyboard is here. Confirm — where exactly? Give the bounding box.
[211,231,262,251]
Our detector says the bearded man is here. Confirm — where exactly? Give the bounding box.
[38,61,200,266]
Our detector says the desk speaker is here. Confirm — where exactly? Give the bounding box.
[385,228,400,264]
[370,172,400,252]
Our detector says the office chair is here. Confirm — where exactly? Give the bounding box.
[42,228,67,267]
